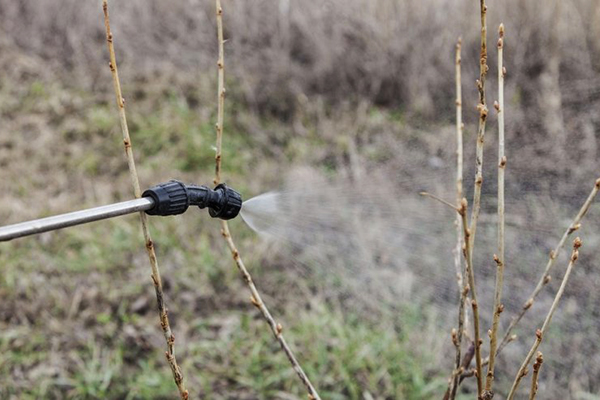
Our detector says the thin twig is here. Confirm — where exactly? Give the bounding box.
[469,0,489,254]
[212,2,321,399]
[529,352,544,400]
[447,284,469,400]
[483,24,506,399]
[220,224,321,399]
[419,192,459,211]
[467,4,488,395]
[102,2,189,399]
[460,198,483,395]
[423,194,478,400]
[458,341,476,384]
[446,37,466,400]
[497,178,600,354]
[214,0,225,185]
[507,238,582,400]
[456,32,471,357]
[454,36,465,291]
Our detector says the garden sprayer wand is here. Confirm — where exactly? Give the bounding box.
[0,180,242,242]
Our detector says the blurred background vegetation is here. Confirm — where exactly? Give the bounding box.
[1,0,600,399]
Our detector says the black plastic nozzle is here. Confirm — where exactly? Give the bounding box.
[142,180,242,220]
[187,183,243,220]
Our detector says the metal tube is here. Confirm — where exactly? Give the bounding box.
[0,197,154,242]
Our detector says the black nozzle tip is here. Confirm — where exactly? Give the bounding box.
[208,183,242,220]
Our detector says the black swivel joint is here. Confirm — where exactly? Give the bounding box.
[187,183,243,220]
[142,180,242,220]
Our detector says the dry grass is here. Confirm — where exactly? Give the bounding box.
[2,0,598,192]
[1,1,599,118]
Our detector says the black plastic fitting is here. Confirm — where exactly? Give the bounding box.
[142,180,242,220]
[142,180,189,216]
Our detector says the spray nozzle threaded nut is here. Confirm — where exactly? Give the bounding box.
[207,183,243,220]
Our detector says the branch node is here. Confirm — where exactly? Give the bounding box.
[499,156,507,168]
[568,223,581,234]
[250,296,261,308]
[520,368,529,378]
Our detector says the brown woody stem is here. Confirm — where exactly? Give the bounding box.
[102,2,189,398]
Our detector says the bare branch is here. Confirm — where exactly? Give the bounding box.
[483,23,506,399]
[214,0,225,186]
[419,192,459,211]
[448,284,469,400]
[466,4,488,394]
[453,35,466,292]
[213,2,321,398]
[459,199,483,395]
[507,238,582,400]
[220,223,321,399]
[469,0,489,261]
[102,2,189,398]
[447,37,466,400]
[529,352,544,400]
[498,178,600,354]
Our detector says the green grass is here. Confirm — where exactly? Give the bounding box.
[0,213,440,399]
[0,76,450,399]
